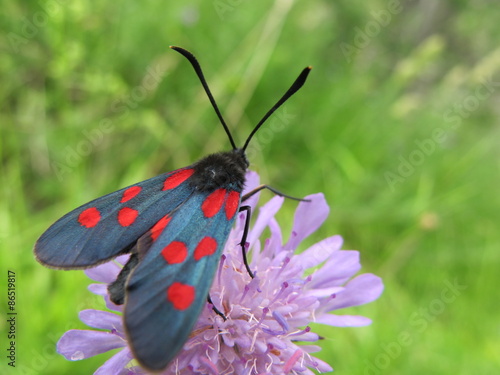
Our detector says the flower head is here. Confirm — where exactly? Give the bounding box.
[58,171,383,374]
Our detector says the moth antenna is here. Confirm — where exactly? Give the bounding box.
[242,66,312,151]
[170,46,237,150]
[242,66,311,152]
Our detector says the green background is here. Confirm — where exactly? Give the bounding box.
[1,0,499,374]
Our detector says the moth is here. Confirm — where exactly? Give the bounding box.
[35,46,311,371]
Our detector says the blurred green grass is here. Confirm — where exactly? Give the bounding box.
[1,0,499,374]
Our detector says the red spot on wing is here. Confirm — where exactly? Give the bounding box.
[120,186,142,203]
[162,169,194,190]
[202,189,226,218]
[193,236,218,261]
[161,241,187,264]
[117,207,139,227]
[167,282,195,310]
[225,191,240,220]
[78,207,101,228]
[150,215,171,241]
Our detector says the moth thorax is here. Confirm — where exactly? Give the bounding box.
[191,150,248,192]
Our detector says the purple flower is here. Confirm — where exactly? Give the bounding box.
[57,171,384,374]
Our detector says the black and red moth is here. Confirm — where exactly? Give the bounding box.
[35,46,311,372]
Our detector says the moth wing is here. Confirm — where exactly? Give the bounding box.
[124,188,241,371]
[34,168,195,268]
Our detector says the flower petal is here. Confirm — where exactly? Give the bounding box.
[269,218,283,257]
[79,309,123,333]
[242,170,261,211]
[323,274,384,311]
[249,196,284,245]
[316,313,372,327]
[87,284,123,312]
[290,331,320,341]
[94,347,134,375]
[285,193,329,251]
[242,170,260,195]
[300,345,322,353]
[57,330,125,360]
[310,250,361,289]
[103,295,124,312]
[114,254,130,266]
[306,286,344,298]
[88,283,108,296]
[307,355,334,373]
[294,235,343,270]
[85,262,122,283]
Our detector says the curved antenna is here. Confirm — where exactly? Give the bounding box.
[242,66,312,152]
[170,46,237,150]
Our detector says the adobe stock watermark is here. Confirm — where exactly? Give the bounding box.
[442,75,500,130]
[51,64,166,181]
[213,0,248,20]
[8,0,67,53]
[245,107,295,161]
[385,75,500,191]
[12,295,99,374]
[340,0,403,63]
[364,278,467,375]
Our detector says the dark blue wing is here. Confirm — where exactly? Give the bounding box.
[34,168,196,268]
[123,187,241,371]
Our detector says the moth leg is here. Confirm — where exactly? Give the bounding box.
[238,205,254,278]
[108,252,139,305]
[242,184,309,202]
[207,294,226,321]
[238,186,309,279]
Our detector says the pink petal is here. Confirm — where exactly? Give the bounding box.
[283,348,303,373]
[300,345,321,353]
[310,250,361,288]
[103,294,124,312]
[114,254,130,266]
[79,309,123,333]
[88,283,108,296]
[294,235,343,270]
[323,274,384,311]
[289,331,319,341]
[85,262,122,283]
[242,170,261,211]
[248,195,284,248]
[94,347,134,375]
[316,313,372,327]
[242,170,260,194]
[87,284,123,312]
[308,356,334,373]
[285,193,329,251]
[306,286,344,298]
[262,218,283,259]
[57,330,125,360]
